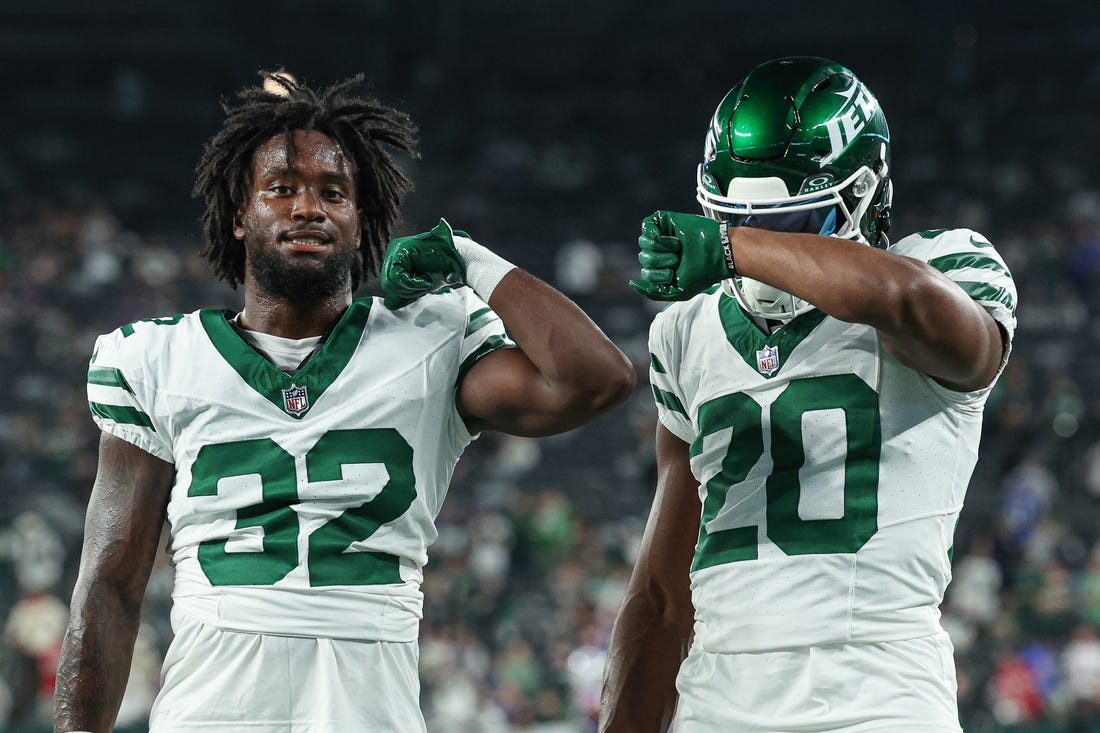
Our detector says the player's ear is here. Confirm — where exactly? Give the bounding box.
[232,206,246,241]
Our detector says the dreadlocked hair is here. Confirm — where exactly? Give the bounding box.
[193,71,420,290]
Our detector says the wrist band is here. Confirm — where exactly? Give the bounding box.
[719,221,738,276]
[453,235,517,301]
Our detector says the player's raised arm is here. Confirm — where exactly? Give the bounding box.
[380,219,637,436]
[599,424,697,733]
[634,210,1008,392]
[54,434,173,732]
[727,225,1007,392]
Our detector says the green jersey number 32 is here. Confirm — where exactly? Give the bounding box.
[187,428,415,586]
[692,374,880,572]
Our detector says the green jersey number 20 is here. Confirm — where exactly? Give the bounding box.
[692,374,880,572]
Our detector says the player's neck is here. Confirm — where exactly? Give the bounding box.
[745,310,787,335]
[239,290,352,339]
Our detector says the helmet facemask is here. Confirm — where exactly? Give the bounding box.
[697,157,891,320]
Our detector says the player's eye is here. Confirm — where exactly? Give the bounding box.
[323,189,347,202]
[270,184,295,195]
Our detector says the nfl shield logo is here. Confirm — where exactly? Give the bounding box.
[755,345,780,376]
[282,385,310,416]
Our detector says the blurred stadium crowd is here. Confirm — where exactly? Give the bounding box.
[3,2,1100,731]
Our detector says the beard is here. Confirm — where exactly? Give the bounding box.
[246,240,360,304]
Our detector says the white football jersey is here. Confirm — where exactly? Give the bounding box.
[649,228,1016,653]
[87,287,514,642]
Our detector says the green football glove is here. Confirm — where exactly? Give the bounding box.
[380,218,468,309]
[628,211,737,301]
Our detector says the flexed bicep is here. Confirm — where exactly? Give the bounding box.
[456,268,635,437]
[877,267,1008,392]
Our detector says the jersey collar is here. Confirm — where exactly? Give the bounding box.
[199,299,372,419]
[718,294,827,379]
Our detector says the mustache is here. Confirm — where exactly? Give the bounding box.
[280,226,333,242]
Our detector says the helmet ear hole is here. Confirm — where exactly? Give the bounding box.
[875,205,892,246]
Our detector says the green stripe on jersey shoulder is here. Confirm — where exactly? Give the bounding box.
[458,335,514,381]
[90,402,154,430]
[928,252,1012,279]
[88,366,133,393]
[200,299,372,420]
[465,307,496,337]
[956,281,1016,314]
[120,313,185,337]
[718,296,827,379]
[650,353,667,374]
[917,229,949,239]
[651,384,686,415]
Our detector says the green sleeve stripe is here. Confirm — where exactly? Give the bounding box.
[917,229,948,239]
[928,252,1012,279]
[948,515,961,564]
[465,307,496,337]
[120,313,185,337]
[89,402,155,430]
[956,281,1016,314]
[458,335,513,381]
[88,366,133,393]
[649,353,667,374]
[651,384,687,416]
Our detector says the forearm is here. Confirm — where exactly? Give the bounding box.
[56,433,172,732]
[442,228,636,434]
[486,269,635,408]
[55,582,143,732]
[600,588,691,733]
[731,226,1005,386]
[731,227,932,330]
[601,426,697,732]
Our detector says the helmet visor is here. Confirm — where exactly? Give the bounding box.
[724,204,838,236]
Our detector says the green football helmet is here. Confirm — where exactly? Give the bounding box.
[697,56,892,319]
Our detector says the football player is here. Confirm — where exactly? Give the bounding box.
[599,57,1015,732]
[54,72,635,732]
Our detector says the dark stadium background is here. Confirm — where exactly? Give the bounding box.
[2,1,1099,730]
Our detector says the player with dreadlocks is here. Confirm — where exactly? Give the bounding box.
[55,72,634,732]
[194,71,415,291]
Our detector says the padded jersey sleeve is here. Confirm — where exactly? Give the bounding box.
[892,228,1016,347]
[648,308,695,444]
[906,229,1015,332]
[890,228,1018,402]
[87,327,173,462]
[456,285,516,383]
